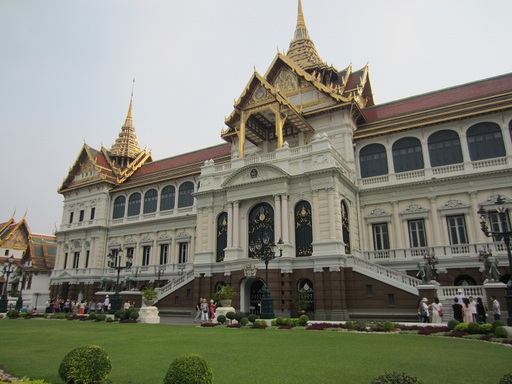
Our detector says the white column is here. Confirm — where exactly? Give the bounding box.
[392,201,403,248]
[207,207,213,252]
[227,202,233,247]
[196,208,203,252]
[312,190,320,241]
[328,189,336,239]
[274,194,282,242]
[281,194,289,243]
[469,191,482,243]
[428,196,441,246]
[233,201,240,248]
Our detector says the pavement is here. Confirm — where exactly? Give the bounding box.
[159,315,199,325]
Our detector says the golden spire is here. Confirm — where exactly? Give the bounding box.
[109,79,141,165]
[287,0,326,71]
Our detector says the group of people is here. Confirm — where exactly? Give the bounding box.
[44,295,137,315]
[194,297,216,323]
[417,289,501,324]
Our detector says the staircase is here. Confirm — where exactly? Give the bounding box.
[155,269,195,302]
[345,255,421,295]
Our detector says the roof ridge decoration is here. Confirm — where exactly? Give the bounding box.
[286,0,327,72]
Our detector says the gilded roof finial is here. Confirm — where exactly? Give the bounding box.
[294,0,309,40]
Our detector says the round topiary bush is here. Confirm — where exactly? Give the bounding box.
[298,314,309,326]
[494,326,509,338]
[95,313,106,322]
[114,310,126,320]
[88,312,97,320]
[247,314,257,323]
[371,371,423,384]
[447,319,460,330]
[163,354,213,384]
[467,322,481,334]
[454,322,469,333]
[239,317,249,326]
[225,311,236,321]
[499,372,512,384]
[217,314,226,324]
[129,310,139,320]
[58,344,111,384]
[492,320,505,331]
[233,311,247,323]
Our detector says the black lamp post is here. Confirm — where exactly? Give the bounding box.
[15,263,30,311]
[249,235,283,319]
[0,256,16,313]
[477,195,512,326]
[107,249,133,312]
[154,268,164,288]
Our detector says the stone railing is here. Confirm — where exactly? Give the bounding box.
[157,269,195,300]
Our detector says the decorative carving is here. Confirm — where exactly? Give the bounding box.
[243,262,258,277]
[368,208,388,217]
[274,68,298,93]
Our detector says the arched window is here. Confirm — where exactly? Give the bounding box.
[143,189,158,214]
[216,212,228,262]
[127,192,141,217]
[294,201,313,256]
[112,196,126,219]
[428,130,463,167]
[467,122,505,161]
[178,182,194,208]
[297,279,314,312]
[341,200,350,254]
[160,185,175,211]
[392,137,424,173]
[509,119,512,144]
[359,143,388,178]
[248,203,274,259]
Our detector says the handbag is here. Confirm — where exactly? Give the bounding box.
[438,310,443,317]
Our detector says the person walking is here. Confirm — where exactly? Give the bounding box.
[491,295,501,321]
[103,295,110,313]
[430,297,443,323]
[452,297,463,323]
[476,297,487,324]
[200,298,209,323]
[469,296,477,322]
[194,298,202,323]
[419,298,430,323]
[209,299,216,321]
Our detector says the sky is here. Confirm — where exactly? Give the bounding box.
[1,0,511,235]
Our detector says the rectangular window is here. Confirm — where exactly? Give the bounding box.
[142,246,151,266]
[160,244,168,265]
[388,294,396,306]
[372,223,390,250]
[446,215,468,245]
[64,253,68,269]
[489,211,511,242]
[79,210,85,222]
[69,212,74,224]
[408,219,427,248]
[85,250,90,268]
[366,284,373,297]
[90,207,95,220]
[179,243,188,264]
[73,252,80,269]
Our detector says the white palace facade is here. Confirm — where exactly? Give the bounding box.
[51,1,512,320]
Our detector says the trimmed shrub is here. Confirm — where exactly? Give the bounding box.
[6,310,19,319]
[298,314,309,326]
[480,323,493,334]
[495,326,509,338]
[88,312,97,320]
[454,322,469,333]
[253,320,267,327]
[499,372,512,384]
[447,319,459,330]
[114,310,126,320]
[58,344,111,384]
[345,321,355,330]
[216,315,226,324]
[247,314,257,323]
[275,317,285,326]
[233,311,246,323]
[467,322,481,334]
[163,354,213,384]
[129,310,139,320]
[371,371,423,384]
[239,317,249,326]
[95,314,106,322]
[225,311,236,322]
[492,320,505,331]
[354,320,368,332]
[383,321,395,332]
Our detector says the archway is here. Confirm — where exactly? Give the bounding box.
[240,277,264,315]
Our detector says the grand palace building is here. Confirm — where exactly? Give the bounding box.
[50,1,512,321]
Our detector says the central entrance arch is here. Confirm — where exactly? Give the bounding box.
[240,277,264,315]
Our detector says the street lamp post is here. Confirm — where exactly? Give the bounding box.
[249,236,283,319]
[477,195,512,326]
[0,256,16,313]
[107,249,133,312]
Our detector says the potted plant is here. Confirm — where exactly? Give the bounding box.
[142,287,158,306]
[214,285,236,307]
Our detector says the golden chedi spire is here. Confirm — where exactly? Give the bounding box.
[286,0,327,71]
[109,79,141,167]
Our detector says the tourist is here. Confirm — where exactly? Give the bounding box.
[103,295,110,313]
[491,296,501,321]
[469,296,477,322]
[123,300,131,310]
[476,297,487,324]
[462,298,472,323]
[200,298,209,323]
[209,299,216,321]
[419,298,429,323]
[194,298,202,323]
[430,297,443,323]
[455,288,465,305]
[452,298,463,322]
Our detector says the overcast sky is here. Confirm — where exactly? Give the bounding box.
[1,0,511,235]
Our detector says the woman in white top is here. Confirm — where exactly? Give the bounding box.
[430,297,443,323]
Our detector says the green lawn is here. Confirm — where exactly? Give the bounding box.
[0,320,511,383]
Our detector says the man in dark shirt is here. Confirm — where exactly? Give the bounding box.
[452,297,463,322]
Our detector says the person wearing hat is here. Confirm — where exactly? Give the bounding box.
[419,297,430,323]
[455,288,465,306]
[103,295,110,313]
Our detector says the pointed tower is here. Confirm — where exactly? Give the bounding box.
[109,81,142,168]
[286,0,327,72]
